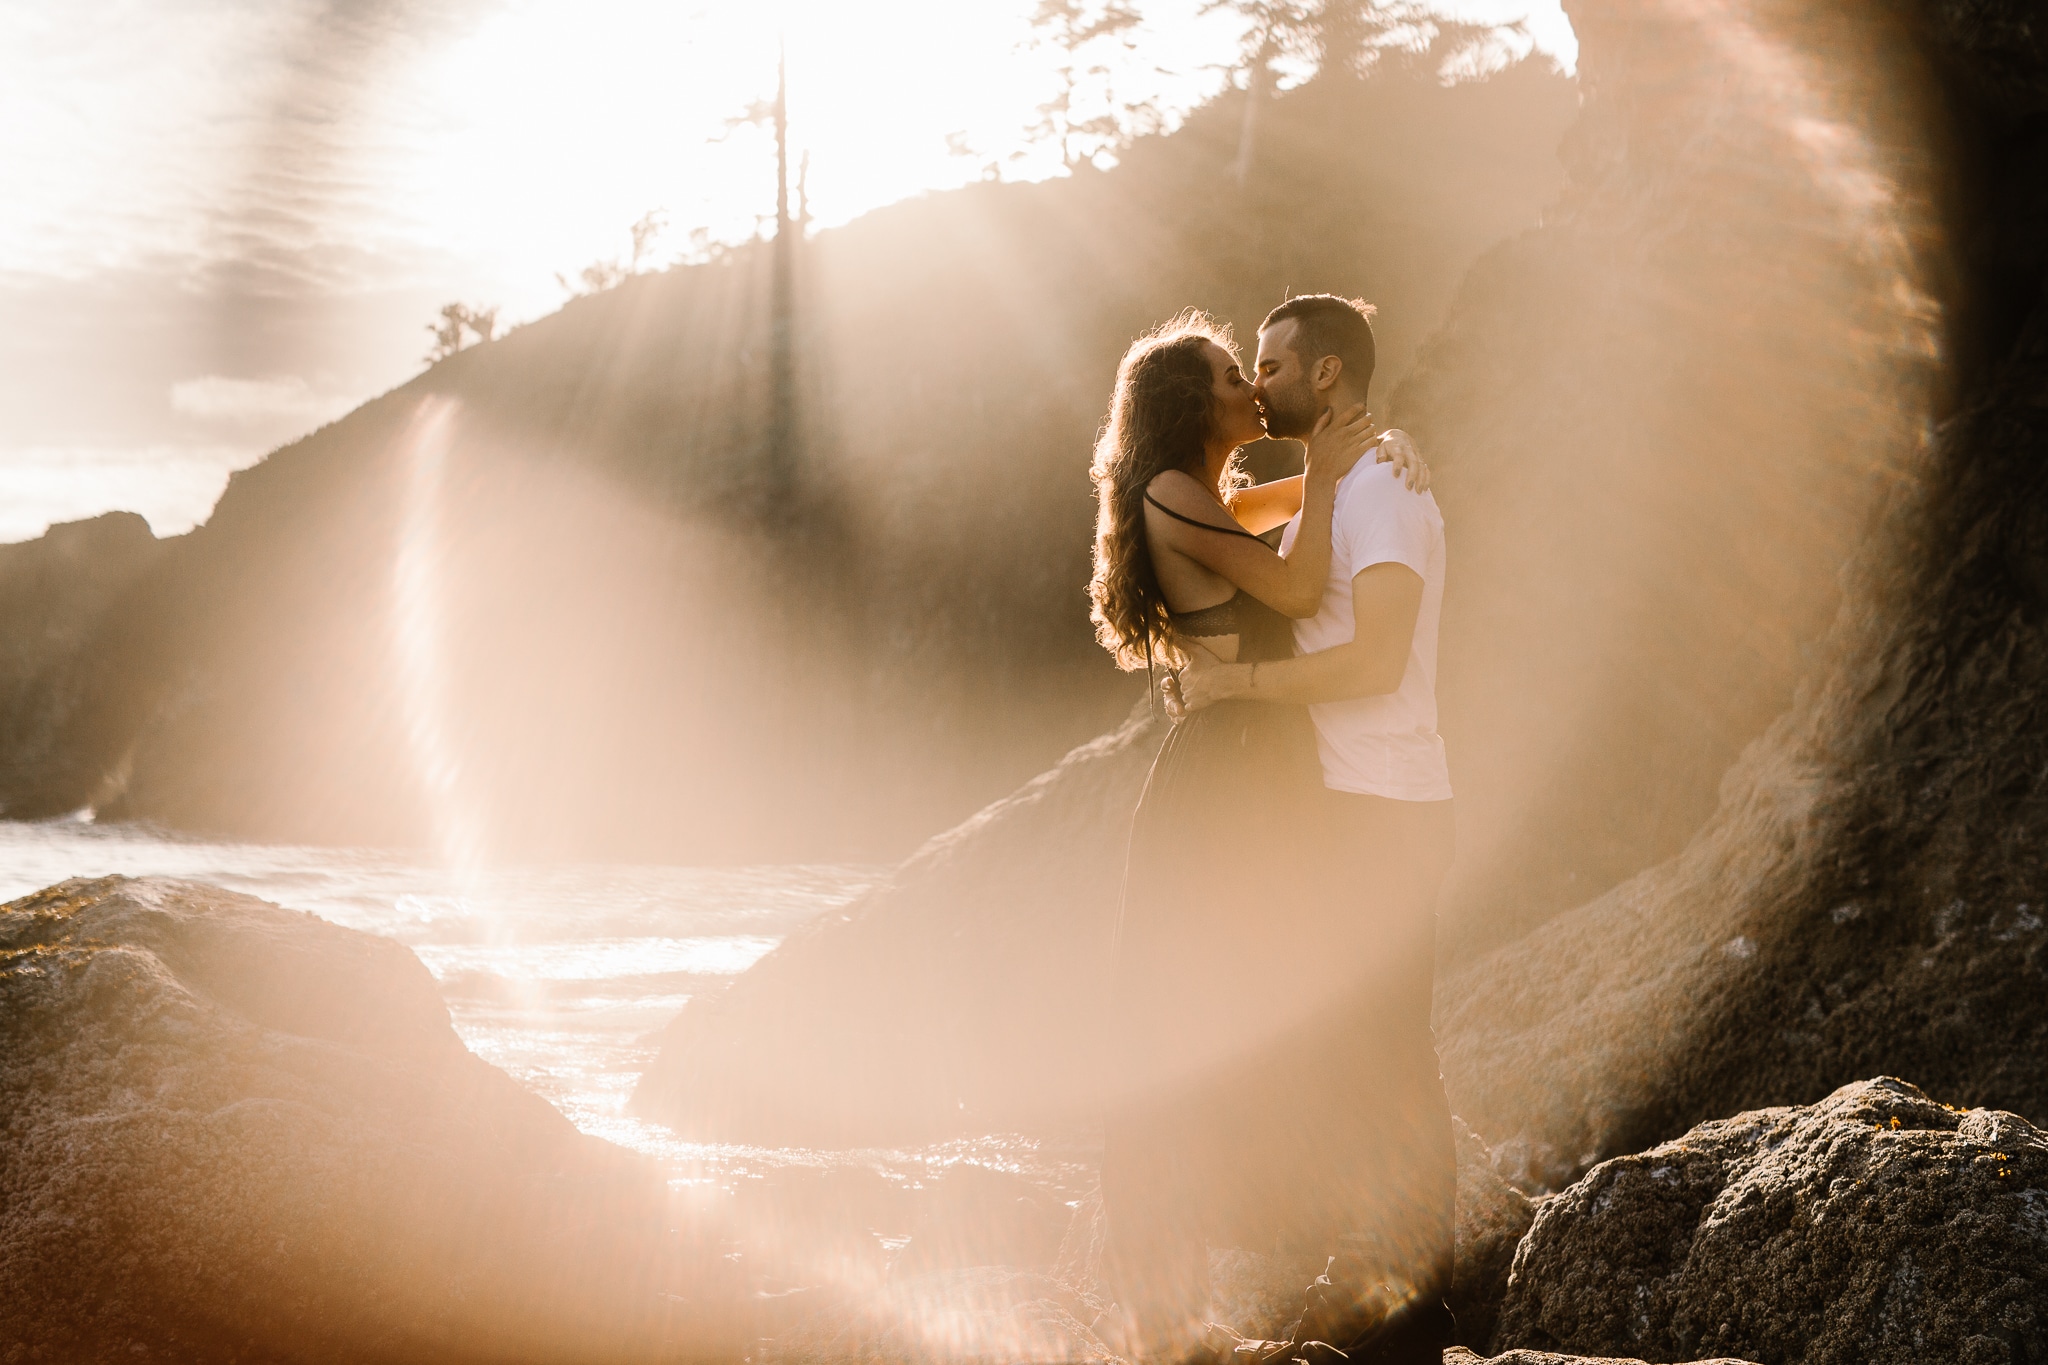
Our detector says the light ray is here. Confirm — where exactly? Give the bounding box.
[389,396,492,892]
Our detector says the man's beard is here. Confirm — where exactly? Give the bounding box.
[1260,385,1321,440]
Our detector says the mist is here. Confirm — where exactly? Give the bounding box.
[6,0,2047,1361]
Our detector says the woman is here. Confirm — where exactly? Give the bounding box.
[1086,312,1426,1356]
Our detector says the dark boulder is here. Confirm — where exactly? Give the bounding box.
[1494,1078,2048,1364]
[0,875,735,1363]
[1447,1352,1757,1365]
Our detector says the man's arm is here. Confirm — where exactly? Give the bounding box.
[1175,562,1423,710]
[1223,474,1307,535]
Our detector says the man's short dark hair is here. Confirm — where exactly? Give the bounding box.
[1260,294,1378,395]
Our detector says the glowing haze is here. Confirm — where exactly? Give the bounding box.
[0,0,1572,543]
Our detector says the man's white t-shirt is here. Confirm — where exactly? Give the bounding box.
[1278,459,1452,801]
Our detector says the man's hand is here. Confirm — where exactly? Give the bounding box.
[1164,642,1243,720]
[1375,427,1430,492]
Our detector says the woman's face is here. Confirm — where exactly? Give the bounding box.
[1203,341,1265,452]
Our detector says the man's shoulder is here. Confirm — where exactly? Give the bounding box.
[1336,460,1441,523]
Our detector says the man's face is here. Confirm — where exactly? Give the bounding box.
[1253,319,1321,440]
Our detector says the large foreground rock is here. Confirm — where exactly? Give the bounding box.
[633,703,1161,1143]
[1495,1079,2048,1364]
[0,876,734,1363]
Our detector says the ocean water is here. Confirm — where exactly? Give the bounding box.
[0,818,1096,1204]
[0,818,1105,1219]
[0,817,866,1144]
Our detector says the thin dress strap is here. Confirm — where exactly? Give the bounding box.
[1143,491,1267,541]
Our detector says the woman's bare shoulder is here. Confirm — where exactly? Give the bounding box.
[1143,469,1236,525]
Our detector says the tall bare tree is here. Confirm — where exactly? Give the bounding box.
[711,50,804,501]
[767,42,797,498]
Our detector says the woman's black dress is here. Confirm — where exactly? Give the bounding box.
[1098,590,1456,1340]
[1099,591,1324,1320]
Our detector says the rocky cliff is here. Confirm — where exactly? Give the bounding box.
[0,513,166,817]
[0,51,1575,867]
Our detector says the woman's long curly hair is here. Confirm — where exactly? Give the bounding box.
[1088,312,1245,671]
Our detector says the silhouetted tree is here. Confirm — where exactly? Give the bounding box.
[1200,2,1527,183]
[1027,0,1148,168]
[423,303,498,362]
[1203,0,1315,184]
[1310,0,1386,73]
[555,211,669,298]
[629,210,668,272]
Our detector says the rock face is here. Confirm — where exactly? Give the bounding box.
[633,702,1161,1143]
[1494,1078,2048,1365]
[1436,0,2048,1189]
[1391,0,1937,956]
[0,512,165,818]
[0,876,733,1363]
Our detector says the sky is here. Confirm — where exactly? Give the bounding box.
[0,0,1575,544]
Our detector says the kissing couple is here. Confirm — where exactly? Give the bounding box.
[1086,294,1458,1363]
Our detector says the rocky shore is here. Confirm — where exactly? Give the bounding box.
[15,872,2035,1362]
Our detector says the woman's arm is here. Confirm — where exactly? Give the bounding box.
[1174,563,1424,711]
[1145,405,1373,618]
[1223,428,1431,535]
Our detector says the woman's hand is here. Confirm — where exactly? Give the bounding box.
[1376,427,1431,492]
[1163,641,1242,720]
[1301,403,1377,486]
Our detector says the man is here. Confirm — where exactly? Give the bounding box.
[1175,293,1457,1363]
